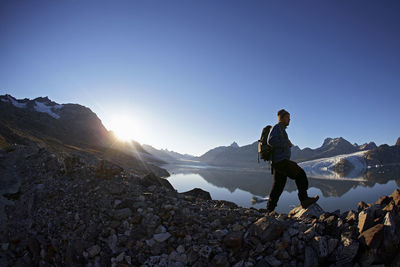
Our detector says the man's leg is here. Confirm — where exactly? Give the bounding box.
[267,161,288,211]
[286,160,318,207]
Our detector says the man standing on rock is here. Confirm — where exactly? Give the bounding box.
[266,109,319,212]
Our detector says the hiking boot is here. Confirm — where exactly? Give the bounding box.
[301,195,319,209]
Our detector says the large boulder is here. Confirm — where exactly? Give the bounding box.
[138,172,174,191]
[247,216,288,243]
[289,203,324,220]
[358,223,384,249]
[181,188,212,200]
[94,159,123,179]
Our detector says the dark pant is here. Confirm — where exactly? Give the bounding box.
[267,159,309,210]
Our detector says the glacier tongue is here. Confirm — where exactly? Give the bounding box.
[298,150,368,180]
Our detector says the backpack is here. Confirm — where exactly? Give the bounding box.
[258,125,273,162]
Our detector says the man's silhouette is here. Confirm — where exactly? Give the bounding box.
[266,109,319,212]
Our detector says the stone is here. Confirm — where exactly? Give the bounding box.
[357,208,375,233]
[336,237,359,265]
[176,245,185,254]
[199,245,212,259]
[328,238,339,255]
[288,203,324,219]
[223,231,243,250]
[181,188,212,200]
[214,229,228,240]
[312,235,328,258]
[390,189,400,206]
[155,225,166,234]
[264,255,282,267]
[153,232,171,242]
[345,210,357,225]
[304,246,318,267]
[287,227,299,237]
[232,223,243,231]
[113,208,132,220]
[95,160,123,179]
[358,201,369,211]
[384,211,396,234]
[376,195,391,206]
[87,245,101,258]
[115,252,125,262]
[358,223,384,249]
[139,172,174,190]
[212,253,229,267]
[248,216,287,243]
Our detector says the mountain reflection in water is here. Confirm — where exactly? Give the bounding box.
[165,163,400,213]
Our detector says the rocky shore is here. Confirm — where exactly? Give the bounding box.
[1,144,400,267]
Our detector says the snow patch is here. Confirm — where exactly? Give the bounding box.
[1,95,27,108]
[34,101,62,119]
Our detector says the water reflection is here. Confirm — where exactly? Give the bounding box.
[165,163,400,213]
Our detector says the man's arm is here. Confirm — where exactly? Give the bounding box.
[267,125,285,148]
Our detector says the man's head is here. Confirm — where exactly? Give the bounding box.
[277,109,290,126]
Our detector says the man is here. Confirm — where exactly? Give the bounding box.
[266,109,319,212]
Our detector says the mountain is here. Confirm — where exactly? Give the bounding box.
[0,94,168,177]
[291,137,374,162]
[195,141,262,167]
[142,144,196,163]
[196,137,380,168]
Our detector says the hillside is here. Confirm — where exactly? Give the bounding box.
[0,94,168,177]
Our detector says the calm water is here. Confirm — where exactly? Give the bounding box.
[164,163,400,213]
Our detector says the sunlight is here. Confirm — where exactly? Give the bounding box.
[108,115,144,142]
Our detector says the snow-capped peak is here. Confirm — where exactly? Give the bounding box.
[1,94,63,119]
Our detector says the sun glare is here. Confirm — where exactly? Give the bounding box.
[109,116,143,142]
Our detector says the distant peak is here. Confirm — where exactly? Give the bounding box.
[322,137,347,147]
[230,142,239,148]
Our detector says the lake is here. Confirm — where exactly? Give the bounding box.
[164,163,400,213]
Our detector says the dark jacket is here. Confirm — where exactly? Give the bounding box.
[267,122,291,163]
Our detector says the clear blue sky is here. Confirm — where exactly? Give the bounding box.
[1,0,399,156]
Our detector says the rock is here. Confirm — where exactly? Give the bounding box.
[376,195,391,206]
[358,223,384,249]
[357,208,375,233]
[94,160,123,179]
[264,255,282,267]
[223,231,243,250]
[181,188,212,200]
[87,245,101,258]
[176,245,185,254]
[304,246,318,267]
[328,238,338,255]
[199,245,212,259]
[212,253,229,267]
[107,183,124,195]
[232,223,243,231]
[115,252,125,262]
[154,225,166,234]
[214,229,228,240]
[153,232,171,242]
[384,212,396,234]
[336,235,359,264]
[312,235,328,258]
[288,203,324,219]
[139,172,174,190]
[390,189,400,206]
[248,216,287,243]
[113,208,132,220]
[358,201,369,211]
[344,210,357,225]
[107,234,118,253]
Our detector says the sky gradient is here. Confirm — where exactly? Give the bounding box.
[1,0,399,156]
